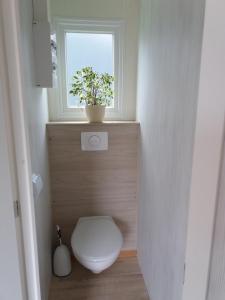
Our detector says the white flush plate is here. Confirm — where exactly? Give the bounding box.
[81,132,108,151]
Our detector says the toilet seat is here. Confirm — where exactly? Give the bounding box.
[71,216,123,263]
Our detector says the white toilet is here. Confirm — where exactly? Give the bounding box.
[71,216,123,273]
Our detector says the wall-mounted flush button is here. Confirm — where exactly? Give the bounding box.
[81,132,108,151]
[88,135,101,147]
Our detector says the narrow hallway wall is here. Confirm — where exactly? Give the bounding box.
[137,0,205,299]
[18,0,52,299]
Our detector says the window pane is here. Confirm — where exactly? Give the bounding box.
[65,32,114,108]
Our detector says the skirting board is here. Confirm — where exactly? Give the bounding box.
[118,250,137,259]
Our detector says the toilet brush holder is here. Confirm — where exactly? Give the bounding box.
[53,225,72,277]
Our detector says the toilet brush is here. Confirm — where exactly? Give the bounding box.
[53,225,72,277]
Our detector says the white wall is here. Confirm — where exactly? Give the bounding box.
[18,0,52,299]
[49,0,140,120]
[207,139,225,300]
[181,0,225,298]
[180,0,225,298]
[137,0,205,299]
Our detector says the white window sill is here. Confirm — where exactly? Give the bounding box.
[46,121,139,126]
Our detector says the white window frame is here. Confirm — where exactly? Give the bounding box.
[48,18,125,121]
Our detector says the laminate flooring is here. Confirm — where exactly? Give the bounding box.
[49,257,149,300]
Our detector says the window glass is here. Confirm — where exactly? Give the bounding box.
[65,32,114,108]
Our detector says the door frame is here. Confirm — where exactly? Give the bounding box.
[182,0,225,299]
[1,0,225,299]
[1,1,42,299]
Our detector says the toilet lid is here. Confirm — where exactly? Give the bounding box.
[71,216,123,261]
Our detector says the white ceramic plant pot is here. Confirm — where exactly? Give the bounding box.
[85,105,106,123]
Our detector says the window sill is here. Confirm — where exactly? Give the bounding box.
[46,121,140,126]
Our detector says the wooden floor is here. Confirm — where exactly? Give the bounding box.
[49,257,149,300]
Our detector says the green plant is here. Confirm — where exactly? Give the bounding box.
[69,67,114,106]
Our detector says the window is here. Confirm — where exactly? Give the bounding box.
[49,18,124,121]
[66,33,114,108]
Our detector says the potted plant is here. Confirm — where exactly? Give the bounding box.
[69,67,114,122]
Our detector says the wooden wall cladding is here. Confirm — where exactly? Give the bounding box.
[47,122,139,250]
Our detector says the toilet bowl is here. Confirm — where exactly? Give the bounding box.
[71,216,123,273]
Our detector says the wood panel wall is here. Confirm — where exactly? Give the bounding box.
[47,122,139,250]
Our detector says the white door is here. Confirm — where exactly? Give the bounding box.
[0,66,27,300]
[0,4,28,296]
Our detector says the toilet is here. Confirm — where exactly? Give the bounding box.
[71,216,123,273]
